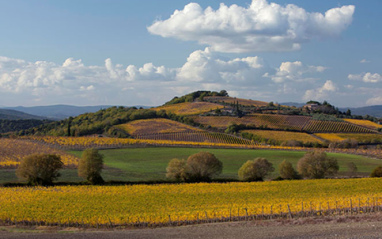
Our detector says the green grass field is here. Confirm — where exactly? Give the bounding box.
[1,147,381,183]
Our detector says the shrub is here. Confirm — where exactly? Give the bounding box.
[184,152,223,182]
[279,160,298,180]
[297,151,339,179]
[370,166,382,177]
[78,148,104,184]
[238,158,274,181]
[16,154,63,185]
[166,158,186,181]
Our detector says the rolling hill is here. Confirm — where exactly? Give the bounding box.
[0,109,45,120]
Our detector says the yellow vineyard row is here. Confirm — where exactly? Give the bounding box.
[0,178,382,226]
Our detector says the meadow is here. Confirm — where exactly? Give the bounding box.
[1,178,382,227]
[1,147,381,183]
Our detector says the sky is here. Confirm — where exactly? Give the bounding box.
[0,0,381,107]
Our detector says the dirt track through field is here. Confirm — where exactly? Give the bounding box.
[2,214,382,239]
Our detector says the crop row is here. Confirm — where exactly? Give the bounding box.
[302,120,375,133]
[117,118,203,135]
[1,178,382,227]
[135,132,254,145]
[0,138,78,168]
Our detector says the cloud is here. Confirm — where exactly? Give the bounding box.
[360,59,370,63]
[148,0,355,53]
[303,80,337,101]
[366,96,382,105]
[176,47,266,83]
[265,61,326,83]
[348,72,382,83]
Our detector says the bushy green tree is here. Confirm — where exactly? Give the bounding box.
[238,158,274,181]
[279,160,298,180]
[16,154,63,185]
[297,151,339,179]
[78,148,104,184]
[185,152,223,182]
[166,158,186,181]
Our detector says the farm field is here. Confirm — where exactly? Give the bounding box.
[117,118,203,135]
[344,119,382,130]
[153,102,224,115]
[2,178,382,227]
[242,130,322,144]
[0,138,78,168]
[1,147,380,184]
[192,114,310,131]
[316,133,382,143]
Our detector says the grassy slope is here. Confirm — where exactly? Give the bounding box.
[2,148,381,183]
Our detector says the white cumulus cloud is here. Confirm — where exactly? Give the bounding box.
[265,61,326,83]
[148,0,355,53]
[303,80,337,101]
[348,72,382,83]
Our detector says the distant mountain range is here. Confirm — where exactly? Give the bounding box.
[1,105,151,120]
[281,103,382,118]
[0,109,46,120]
[1,102,381,121]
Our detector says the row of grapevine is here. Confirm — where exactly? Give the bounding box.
[1,179,382,227]
[0,138,79,168]
[135,132,255,145]
[303,120,376,133]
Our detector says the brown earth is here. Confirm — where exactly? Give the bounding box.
[1,213,382,239]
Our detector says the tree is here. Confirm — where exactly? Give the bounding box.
[238,158,274,181]
[279,160,298,180]
[297,151,339,179]
[347,162,358,177]
[78,148,104,184]
[16,154,63,185]
[370,166,382,177]
[184,152,223,182]
[166,158,186,181]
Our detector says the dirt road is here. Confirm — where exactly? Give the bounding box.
[1,214,382,239]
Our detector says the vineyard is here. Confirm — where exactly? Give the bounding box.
[1,178,382,227]
[344,119,382,130]
[192,114,310,131]
[316,133,382,143]
[303,120,376,133]
[203,96,268,107]
[117,118,203,135]
[153,102,224,116]
[0,138,78,168]
[135,132,254,145]
[242,130,322,144]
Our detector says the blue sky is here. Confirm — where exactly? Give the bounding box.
[0,0,381,107]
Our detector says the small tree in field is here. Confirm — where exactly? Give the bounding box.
[238,158,274,181]
[16,154,63,185]
[166,158,186,181]
[297,151,339,179]
[347,162,358,177]
[370,166,382,177]
[184,152,223,182]
[279,160,298,180]
[78,148,104,184]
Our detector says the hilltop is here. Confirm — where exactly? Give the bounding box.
[11,90,382,148]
